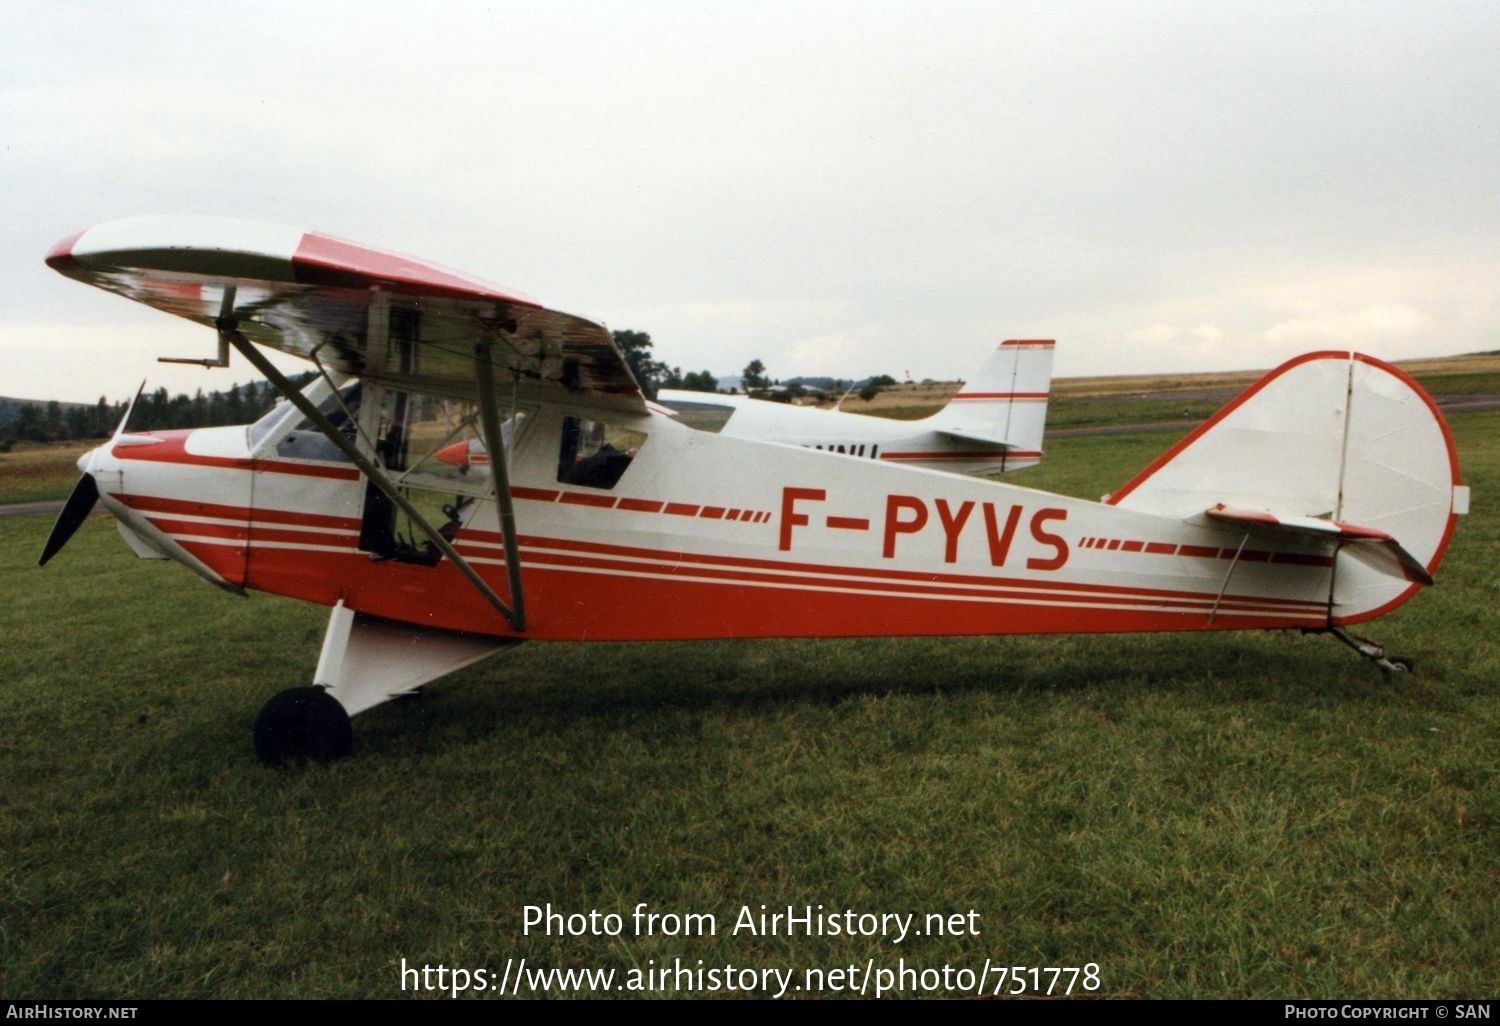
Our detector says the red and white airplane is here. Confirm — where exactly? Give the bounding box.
[41,217,1469,764]
[658,339,1055,476]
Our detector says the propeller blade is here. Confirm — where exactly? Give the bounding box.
[38,473,101,566]
[38,381,146,567]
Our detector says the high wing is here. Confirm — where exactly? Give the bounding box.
[46,216,646,414]
[46,215,653,633]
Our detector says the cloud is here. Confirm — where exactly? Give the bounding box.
[1264,305,1430,346]
[783,334,856,377]
[1123,324,1180,346]
[1036,258,1499,377]
[7,4,1499,394]
[0,322,310,406]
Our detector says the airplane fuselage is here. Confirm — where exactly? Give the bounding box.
[81,398,1387,645]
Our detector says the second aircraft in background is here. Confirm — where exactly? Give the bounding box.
[657,340,1055,476]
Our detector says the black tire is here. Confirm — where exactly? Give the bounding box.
[253,687,353,766]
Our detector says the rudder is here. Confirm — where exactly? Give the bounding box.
[931,339,1055,456]
[1109,351,1465,624]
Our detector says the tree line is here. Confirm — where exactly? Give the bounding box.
[4,327,892,448]
[614,331,892,403]
[0,376,311,448]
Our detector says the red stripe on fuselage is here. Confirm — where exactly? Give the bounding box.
[502,548,1321,618]
[115,493,360,531]
[112,431,361,481]
[145,516,357,548]
[879,450,1029,460]
[452,531,1329,612]
[239,543,1329,642]
[114,481,1343,638]
[560,491,616,509]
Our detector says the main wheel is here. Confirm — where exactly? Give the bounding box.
[253,686,353,766]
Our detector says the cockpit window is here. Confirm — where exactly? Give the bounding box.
[557,416,645,490]
[248,397,292,450]
[273,382,363,463]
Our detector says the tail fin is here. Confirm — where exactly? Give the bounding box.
[1110,351,1466,624]
[930,339,1055,461]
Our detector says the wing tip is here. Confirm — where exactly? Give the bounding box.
[45,229,85,272]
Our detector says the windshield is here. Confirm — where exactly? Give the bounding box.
[247,374,358,456]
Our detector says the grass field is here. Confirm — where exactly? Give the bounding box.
[1,402,1495,998]
[0,440,91,504]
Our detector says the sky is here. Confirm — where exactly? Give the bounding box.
[2,1,1497,404]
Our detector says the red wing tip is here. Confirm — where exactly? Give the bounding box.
[1000,339,1056,347]
[45,229,86,269]
[292,231,542,306]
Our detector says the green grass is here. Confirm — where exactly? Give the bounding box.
[1410,371,1500,396]
[0,440,91,503]
[870,366,1500,432]
[1044,397,1218,430]
[874,398,1220,430]
[1,414,1495,999]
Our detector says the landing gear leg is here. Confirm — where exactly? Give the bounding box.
[1323,627,1414,675]
[253,686,354,765]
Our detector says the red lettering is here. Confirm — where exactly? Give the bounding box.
[934,498,974,564]
[882,495,928,558]
[1026,507,1069,571]
[982,502,1023,566]
[779,487,826,551]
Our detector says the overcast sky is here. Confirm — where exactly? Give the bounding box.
[2,1,1497,403]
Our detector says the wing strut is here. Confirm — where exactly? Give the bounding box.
[472,336,527,630]
[219,317,526,632]
[1207,533,1250,625]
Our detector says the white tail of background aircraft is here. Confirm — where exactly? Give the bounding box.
[658,339,1056,476]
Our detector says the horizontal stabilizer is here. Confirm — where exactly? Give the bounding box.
[938,429,1027,449]
[930,339,1054,456]
[1205,504,1433,586]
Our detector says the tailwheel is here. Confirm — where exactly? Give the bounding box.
[253,686,353,766]
[1325,627,1415,677]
